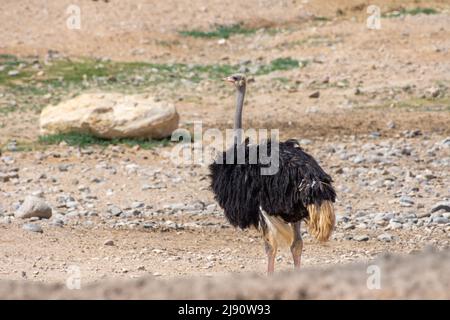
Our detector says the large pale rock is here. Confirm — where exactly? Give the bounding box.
[40,93,179,139]
[15,196,52,219]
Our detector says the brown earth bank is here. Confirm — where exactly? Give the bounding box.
[1,0,450,299]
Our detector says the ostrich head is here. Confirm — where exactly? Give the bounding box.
[224,73,246,89]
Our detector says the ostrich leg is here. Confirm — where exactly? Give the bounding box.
[290,221,303,269]
[263,232,277,275]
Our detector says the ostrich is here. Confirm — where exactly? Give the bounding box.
[209,74,336,274]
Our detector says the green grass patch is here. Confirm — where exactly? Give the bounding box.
[0,56,306,115]
[383,7,439,18]
[0,54,31,85]
[179,23,257,39]
[38,132,170,149]
[313,16,331,22]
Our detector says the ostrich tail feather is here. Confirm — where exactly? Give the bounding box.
[306,201,335,242]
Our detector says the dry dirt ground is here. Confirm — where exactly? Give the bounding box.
[2,248,450,299]
[1,0,450,299]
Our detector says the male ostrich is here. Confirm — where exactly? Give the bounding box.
[209,74,336,274]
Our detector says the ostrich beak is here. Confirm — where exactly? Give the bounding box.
[223,76,235,83]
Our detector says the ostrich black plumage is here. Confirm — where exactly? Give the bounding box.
[209,74,336,274]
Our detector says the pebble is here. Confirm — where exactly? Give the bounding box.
[417,212,431,218]
[399,196,414,207]
[377,233,394,242]
[354,235,369,242]
[58,164,70,172]
[432,217,449,224]
[309,91,320,98]
[104,239,115,246]
[108,206,122,216]
[49,218,65,227]
[353,156,365,164]
[431,202,450,214]
[22,223,43,233]
[389,221,403,230]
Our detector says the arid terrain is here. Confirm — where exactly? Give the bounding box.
[1,0,450,299]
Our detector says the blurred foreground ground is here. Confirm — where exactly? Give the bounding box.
[0,1,449,297]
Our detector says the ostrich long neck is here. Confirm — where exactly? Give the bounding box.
[234,84,246,144]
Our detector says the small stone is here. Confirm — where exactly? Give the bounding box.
[377,233,393,242]
[353,156,365,164]
[432,217,449,224]
[354,235,369,242]
[131,201,145,209]
[399,196,414,207]
[108,206,122,216]
[417,212,431,218]
[441,137,450,147]
[343,223,356,231]
[104,239,115,246]
[50,218,64,227]
[58,164,70,172]
[31,190,45,198]
[389,221,403,230]
[8,70,19,76]
[309,91,320,98]
[23,223,43,233]
[431,202,450,214]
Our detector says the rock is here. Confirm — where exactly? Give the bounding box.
[389,220,403,230]
[377,233,393,242]
[8,70,19,76]
[131,201,145,209]
[22,223,43,233]
[15,196,52,219]
[342,223,355,230]
[108,206,122,216]
[353,156,365,164]
[431,202,450,214]
[432,217,449,224]
[354,235,369,242]
[441,137,450,147]
[309,91,320,98]
[205,204,217,213]
[58,164,70,172]
[417,212,431,218]
[399,196,414,207]
[104,239,115,246]
[49,218,64,227]
[40,93,179,139]
[31,190,45,198]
